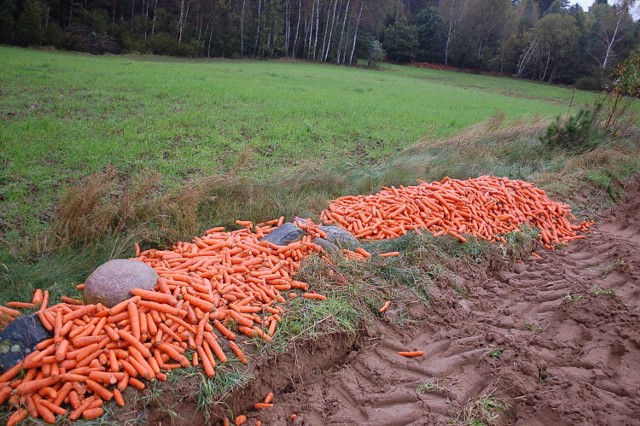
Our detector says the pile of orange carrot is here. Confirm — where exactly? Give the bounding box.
[321,176,591,249]
[0,218,327,424]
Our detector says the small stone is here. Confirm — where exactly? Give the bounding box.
[0,314,51,373]
[458,300,471,312]
[260,222,305,246]
[319,225,359,249]
[312,237,340,255]
[83,259,158,308]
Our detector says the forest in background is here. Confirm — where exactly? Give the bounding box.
[1,0,639,86]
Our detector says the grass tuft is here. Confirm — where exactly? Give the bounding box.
[461,386,510,426]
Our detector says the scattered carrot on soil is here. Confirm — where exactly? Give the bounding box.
[398,351,425,358]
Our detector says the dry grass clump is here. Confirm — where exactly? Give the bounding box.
[47,168,205,248]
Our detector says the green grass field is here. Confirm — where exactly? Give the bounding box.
[0,46,599,248]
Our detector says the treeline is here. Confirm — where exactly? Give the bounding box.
[1,0,638,86]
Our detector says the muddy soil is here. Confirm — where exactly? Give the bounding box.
[245,189,640,426]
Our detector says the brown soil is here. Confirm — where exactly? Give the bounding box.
[129,186,640,425]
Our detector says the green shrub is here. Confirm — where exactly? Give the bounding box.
[541,104,603,152]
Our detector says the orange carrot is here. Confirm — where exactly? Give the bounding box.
[203,332,228,363]
[0,361,24,383]
[213,320,236,340]
[16,375,59,395]
[86,379,113,401]
[0,306,21,317]
[0,386,12,404]
[128,302,141,341]
[6,301,36,309]
[398,351,424,358]
[38,398,67,416]
[32,289,44,305]
[156,343,191,368]
[379,251,400,258]
[113,388,125,406]
[303,293,327,301]
[130,288,178,305]
[61,296,84,305]
[55,339,69,361]
[82,407,104,420]
[7,408,28,426]
[228,341,248,364]
[108,296,141,316]
[128,377,146,390]
[197,345,215,377]
[379,301,391,313]
[137,300,185,317]
[117,329,151,358]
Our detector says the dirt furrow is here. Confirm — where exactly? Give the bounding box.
[257,191,640,425]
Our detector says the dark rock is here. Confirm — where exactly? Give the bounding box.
[83,259,158,308]
[312,237,340,255]
[260,222,305,246]
[319,225,360,249]
[0,314,51,373]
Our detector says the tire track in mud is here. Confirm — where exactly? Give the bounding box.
[257,192,640,426]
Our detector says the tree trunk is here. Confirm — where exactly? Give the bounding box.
[196,6,202,43]
[45,1,50,28]
[336,0,351,64]
[150,0,157,38]
[444,0,456,66]
[324,0,340,62]
[320,0,332,61]
[130,0,134,32]
[348,0,363,65]
[293,0,301,57]
[313,0,320,61]
[602,7,623,69]
[240,0,246,56]
[143,0,148,39]
[208,18,214,57]
[69,0,73,27]
[540,46,551,82]
[178,0,185,44]
[517,36,538,77]
[254,0,262,57]
[306,2,314,59]
[202,14,211,50]
[285,0,290,56]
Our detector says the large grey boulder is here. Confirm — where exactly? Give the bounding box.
[260,222,305,246]
[319,225,360,249]
[0,314,51,373]
[83,259,158,308]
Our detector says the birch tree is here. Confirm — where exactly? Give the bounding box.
[586,1,635,70]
